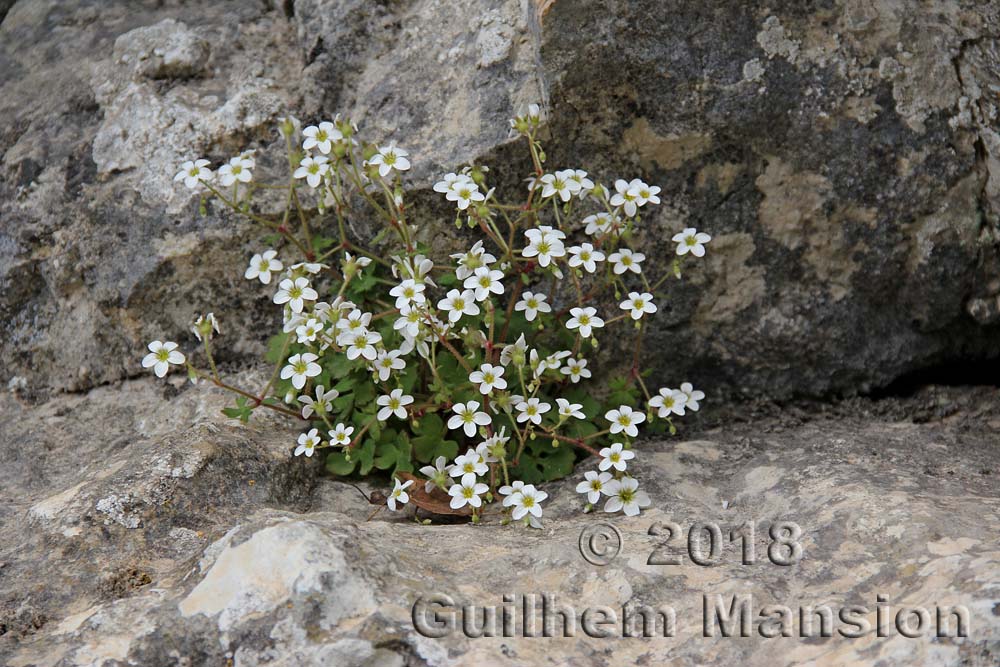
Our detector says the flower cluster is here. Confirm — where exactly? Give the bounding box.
[152,105,711,527]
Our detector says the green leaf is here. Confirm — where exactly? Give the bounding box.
[221,396,254,424]
[327,354,356,379]
[356,438,376,476]
[265,333,291,364]
[325,450,357,476]
[374,431,414,473]
[312,235,338,253]
[566,419,598,440]
[510,439,576,483]
[345,271,378,300]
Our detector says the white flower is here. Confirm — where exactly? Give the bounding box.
[631,179,661,206]
[476,431,504,462]
[510,484,547,520]
[515,397,551,425]
[451,449,489,477]
[608,248,645,275]
[293,155,330,188]
[369,144,410,177]
[673,227,711,257]
[434,172,473,194]
[217,155,253,187]
[539,171,574,202]
[293,261,328,275]
[464,266,504,302]
[620,292,657,320]
[300,385,338,418]
[295,318,324,344]
[560,357,591,383]
[500,333,528,366]
[469,363,507,394]
[389,279,427,309]
[245,250,283,285]
[598,442,636,472]
[174,159,212,189]
[142,341,185,378]
[342,252,372,278]
[498,480,526,505]
[576,470,614,504]
[447,401,492,437]
[273,277,318,313]
[566,307,604,338]
[649,387,685,417]
[328,423,355,447]
[567,243,605,273]
[451,240,496,281]
[604,476,651,516]
[345,330,381,361]
[448,472,489,509]
[610,178,641,216]
[374,348,406,381]
[542,350,572,374]
[336,308,372,333]
[302,121,342,154]
[295,428,322,457]
[605,405,646,437]
[281,352,321,390]
[393,254,434,284]
[377,388,414,421]
[583,212,618,237]
[522,230,566,267]
[387,478,413,511]
[566,169,594,196]
[191,312,220,341]
[524,225,566,242]
[513,290,551,322]
[446,180,485,210]
[437,289,480,323]
[556,398,585,419]
[393,304,424,339]
[419,455,451,493]
[677,382,705,411]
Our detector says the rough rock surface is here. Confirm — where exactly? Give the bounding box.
[1,0,999,400]
[1,377,998,665]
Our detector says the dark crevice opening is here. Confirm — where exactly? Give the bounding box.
[868,357,1000,399]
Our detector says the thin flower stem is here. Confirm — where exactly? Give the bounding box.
[424,315,473,373]
[348,416,378,449]
[203,339,220,381]
[194,369,305,420]
[258,333,292,402]
[545,431,601,457]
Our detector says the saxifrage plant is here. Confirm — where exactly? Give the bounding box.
[145,105,710,527]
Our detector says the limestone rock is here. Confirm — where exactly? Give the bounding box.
[1,1,999,397]
[1,377,999,665]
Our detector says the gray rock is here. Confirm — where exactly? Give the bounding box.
[1,378,999,665]
[1,0,999,399]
